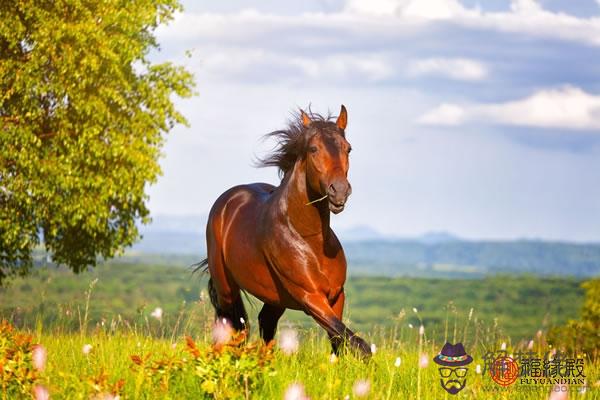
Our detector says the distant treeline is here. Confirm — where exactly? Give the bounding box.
[129,227,600,277]
[344,240,600,277]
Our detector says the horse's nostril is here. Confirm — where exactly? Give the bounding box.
[329,184,336,194]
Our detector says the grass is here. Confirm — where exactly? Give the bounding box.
[7,306,599,399]
[1,263,598,398]
[0,263,585,341]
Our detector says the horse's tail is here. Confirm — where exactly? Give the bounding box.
[192,257,248,329]
[191,258,209,274]
[191,258,220,314]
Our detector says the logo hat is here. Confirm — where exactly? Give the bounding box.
[433,342,473,367]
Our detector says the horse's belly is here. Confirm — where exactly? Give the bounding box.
[229,260,303,309]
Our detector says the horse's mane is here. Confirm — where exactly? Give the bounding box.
[257,108,337,177]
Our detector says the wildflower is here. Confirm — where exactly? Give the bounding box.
[419,353,429,369]
[199,290,208,302]
[329,353,338,364]
[284,382,308,400]
[240,317,245,325]
[419,325,425,336]
[370,343,377,354]
[33,385,50,400]
[32,345,47,371]
[500,342,507,350]
[279,329,299,355]
[212,319,233,345]
[150,307,163,320]
[408,323,414,329]
[528,340,534,350]
[548,384,568,400]
[82,344,93,355]
[412,307,418,313]
[353,379,371,397]
[537,330,543,338]
[394,357,401,367]
[475,364,482,374]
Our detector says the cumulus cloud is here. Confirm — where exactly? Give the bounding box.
[161,0,600,48]
[407,58,487,81]
[192,48,393,83]
[345,0,474,19]
[418,86,600,130]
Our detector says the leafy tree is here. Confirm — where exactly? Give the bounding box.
[0,0,194,284]
[548,279,600,359]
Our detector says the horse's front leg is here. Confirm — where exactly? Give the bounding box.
[303,292,371,359]
[328,290,346,355]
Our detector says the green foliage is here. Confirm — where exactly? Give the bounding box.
[548,279,600,359]
[0,320,39,397]
[0,263,585,343]
[345,240,600,277]
[2,319,598,399]
[183,334,275,399]
[0,0,194,284]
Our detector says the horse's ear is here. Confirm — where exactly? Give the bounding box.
[301,110,312,128]
[336,105,347,130]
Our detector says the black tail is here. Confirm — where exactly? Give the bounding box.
[191,258,209,274]
[198,258,248,331]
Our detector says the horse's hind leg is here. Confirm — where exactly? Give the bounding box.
[207,276,247,331]
[258,303,285,343]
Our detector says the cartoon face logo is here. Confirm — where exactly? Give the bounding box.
[433,343,473,395]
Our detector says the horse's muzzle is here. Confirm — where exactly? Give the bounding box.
[327,180,351,214]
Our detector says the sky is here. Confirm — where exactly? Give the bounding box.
[146,0,600,242]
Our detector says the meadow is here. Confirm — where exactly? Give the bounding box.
[1,263,598,399]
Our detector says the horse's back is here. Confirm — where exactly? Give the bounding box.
[206,182,275,245]
[208,182,274,217]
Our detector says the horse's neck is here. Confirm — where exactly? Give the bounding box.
[279,161,330,238]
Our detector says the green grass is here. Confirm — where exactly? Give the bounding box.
[5,310,599,399]
[1,263,597,399]
[0,263,585,341]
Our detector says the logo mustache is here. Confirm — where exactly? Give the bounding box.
[442,379,465,389]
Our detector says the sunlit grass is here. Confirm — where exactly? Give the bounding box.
[2,298,598,399]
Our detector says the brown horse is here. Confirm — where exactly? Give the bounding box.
[198,105,371,358]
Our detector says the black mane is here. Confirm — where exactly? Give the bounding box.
[257,108,339,177]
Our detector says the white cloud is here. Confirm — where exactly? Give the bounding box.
[407,58,487,81]
[418,86,600,130]
[418,103,466,125]
[193,47,393,83]
[345,0,473,20]
[344,0,600,46]
[160,0,600,48]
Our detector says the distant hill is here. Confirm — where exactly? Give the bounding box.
[131,216,600,278]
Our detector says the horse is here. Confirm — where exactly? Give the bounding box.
[197,105,371,358]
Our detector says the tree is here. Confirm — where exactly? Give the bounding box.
[0,0,194,284]
[548,279,600,360]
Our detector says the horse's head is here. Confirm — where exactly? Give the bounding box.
[302,105,352,214]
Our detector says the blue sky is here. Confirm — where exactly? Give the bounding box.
[147,0,600,242]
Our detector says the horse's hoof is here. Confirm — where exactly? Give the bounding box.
[350,336,372,360]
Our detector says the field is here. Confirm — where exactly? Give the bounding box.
[1,263,598,399]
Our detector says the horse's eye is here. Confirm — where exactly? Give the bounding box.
[309,146,318,153]
[347,147,352,154]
